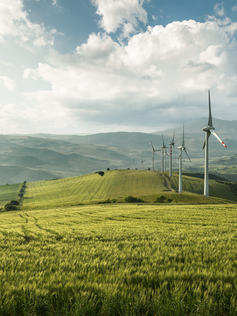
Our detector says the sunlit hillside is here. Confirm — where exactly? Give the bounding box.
[20,170,237,210]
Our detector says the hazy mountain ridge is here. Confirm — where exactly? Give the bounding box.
[0,118,236,184]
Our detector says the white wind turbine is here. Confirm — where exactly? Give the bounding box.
[150,142,160,171]
[140,158,145,170]
[202,90,227,197]
[178,124,191,193]
[161,135,168,173]
[168,130,175,177]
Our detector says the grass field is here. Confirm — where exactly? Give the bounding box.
[21,170,169,209]
[1,170,237,315]
[21,170,237,210]
[168,171,237,202]
[1,204,237,315]
[0,183,22,208]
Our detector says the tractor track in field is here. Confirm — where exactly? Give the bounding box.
[19,213,28,223]
[161,174,174,192]
[19,212,62,238]
[32,215,63,238]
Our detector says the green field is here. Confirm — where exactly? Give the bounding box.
[1,204,237,315]
[0,183,22,208]
[21,170,168,209]
[1,170,237,315]
[20,170,237,210]
[168,172,237,202]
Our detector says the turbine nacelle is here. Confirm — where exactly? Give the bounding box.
[202,126,215,132]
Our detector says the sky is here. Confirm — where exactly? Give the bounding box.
[1,0,237,134]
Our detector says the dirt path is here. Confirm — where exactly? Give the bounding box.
[161,174,174,192]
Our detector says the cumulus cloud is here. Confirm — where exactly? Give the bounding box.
[0,0,55,47]
[23,18,237,129]
[91,0,148,37]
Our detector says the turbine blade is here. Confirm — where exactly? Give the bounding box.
[172,129,175,143]
[211,131,227,148]
[208,90,213,127]
[162,134,165,147]
[184,149,191,162]
[202,140,206,150]
[150,141,155,151]
[182,123,185,147]
[202,131,211,150]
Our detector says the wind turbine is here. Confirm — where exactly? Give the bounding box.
[202,90,227,197]
[141,158,145,170]
[150,142,160,171]
[133,158,136,170]
[178,124,191,193]
[168,130,175,177]
[161,135,168,173]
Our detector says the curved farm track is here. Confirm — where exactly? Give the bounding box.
[161,174,174,192]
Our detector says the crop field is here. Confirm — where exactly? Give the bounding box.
[21,170,169,209]
[1,203,237,315]
[0,183,22,208]
[21,170,237,210]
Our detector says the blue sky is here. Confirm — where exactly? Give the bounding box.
[1,0,237,134]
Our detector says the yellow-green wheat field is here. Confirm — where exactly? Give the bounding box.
[1,170,237,315]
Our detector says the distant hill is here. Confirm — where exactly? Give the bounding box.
[0,117,236,184]
[0,135,135,184]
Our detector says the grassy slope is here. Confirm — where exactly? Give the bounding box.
[0,183,22,208]
[168,171,237,202]
[21,170,237,210]
[22,170,168,209]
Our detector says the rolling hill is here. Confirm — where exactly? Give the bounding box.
[20,170,237,210]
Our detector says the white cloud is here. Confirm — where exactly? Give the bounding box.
[232,6,237,12]
[23,18,237,130]
[0,61,14,68]
[214,3,225,17]
[0,76,15,90]
[0,102,72,134]
[91,0,148,37]
[0,0,55,47]
[23,68,38,80]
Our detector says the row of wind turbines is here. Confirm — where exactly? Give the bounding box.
[149,90,227,198]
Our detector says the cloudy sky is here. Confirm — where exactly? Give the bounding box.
[1,0,237,134]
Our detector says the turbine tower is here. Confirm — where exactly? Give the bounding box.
[202,90,227,197]
[141,158,145,170]
[178,124,191,193]
[168,130,175,177]
[161,135,168,173]
[150,142,160,171]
